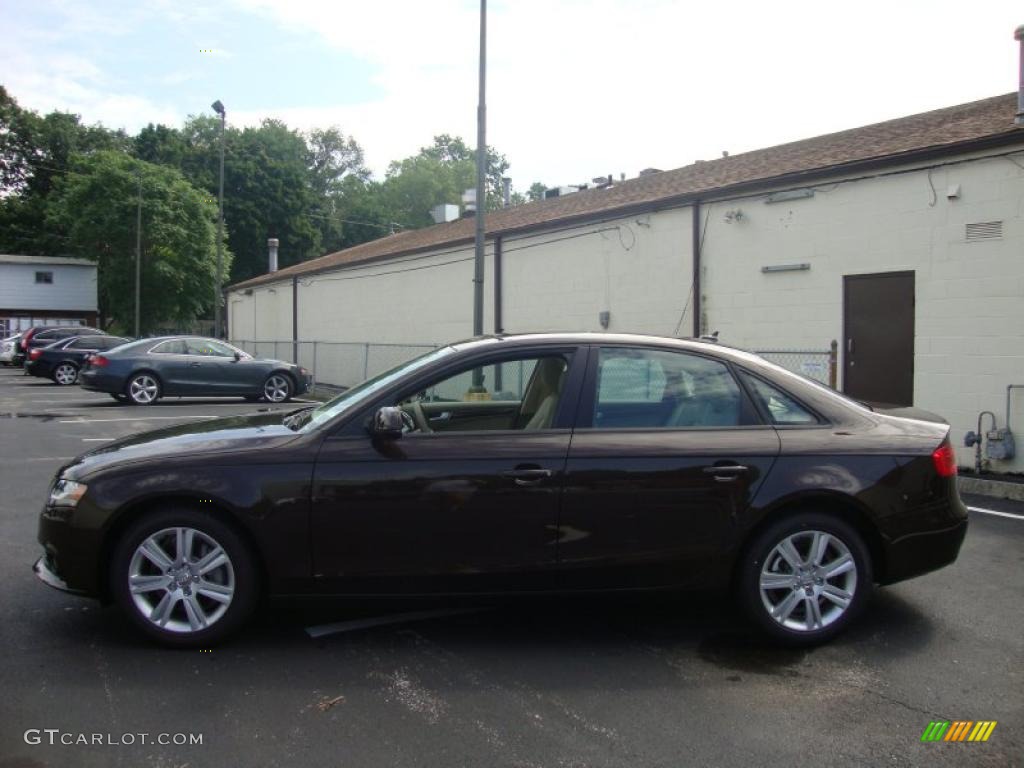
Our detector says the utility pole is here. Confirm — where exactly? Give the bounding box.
[472,0,486,338]
[212,99,226,338]
[134,168,142,337]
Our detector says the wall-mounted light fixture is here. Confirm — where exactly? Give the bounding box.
[761,263,811,273]
[764,189,814,204]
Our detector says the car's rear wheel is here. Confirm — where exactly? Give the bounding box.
[127,373,161,405]
[53,362,79,385]
[737,512,872,646]
[110,507,258,647]
[262,373,293,403]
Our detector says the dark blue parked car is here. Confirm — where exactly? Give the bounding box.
[25,335,130,385]
[78,336,312,405]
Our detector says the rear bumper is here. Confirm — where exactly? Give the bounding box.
[880,518,968,585]
[78,369,123,394]
[25,360,50,377]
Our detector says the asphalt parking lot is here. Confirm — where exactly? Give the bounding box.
[0,366,1021,768]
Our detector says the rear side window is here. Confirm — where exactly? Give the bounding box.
[65,338,99,350]
[150,340,187,354]
[739,371,820,425]
[591,347,751,429]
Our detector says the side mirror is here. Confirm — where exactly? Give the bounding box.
[372,406,405,440]
[233,351,242,361]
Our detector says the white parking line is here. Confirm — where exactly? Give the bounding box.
[967,506,1024,520]
[60,415,219,424]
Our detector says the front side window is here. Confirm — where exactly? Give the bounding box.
[591,347,748,429]
[397,353,571,433]
[739,371,819,425]
[186,339,235,357]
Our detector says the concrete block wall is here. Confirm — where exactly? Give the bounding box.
[701,151,1024,471]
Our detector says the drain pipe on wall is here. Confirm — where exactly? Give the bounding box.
[692,201,702,338]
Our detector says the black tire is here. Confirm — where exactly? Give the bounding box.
[110,506,259,647]
[736,511,872,646]
[126,372,162,405]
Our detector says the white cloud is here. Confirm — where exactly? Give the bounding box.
[229,0,1022,189]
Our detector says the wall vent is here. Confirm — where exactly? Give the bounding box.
[965,221,1002,241]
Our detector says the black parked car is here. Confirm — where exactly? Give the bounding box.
[13,325,105,367]
[25,335,130,385]
[35,333,966,647]
[77,336,312,404]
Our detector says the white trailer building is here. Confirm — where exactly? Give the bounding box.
[226,92,1024,473]
[0,254,98,335]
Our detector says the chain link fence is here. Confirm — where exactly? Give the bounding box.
[228,339,838,395]
[229,340,439,392]
[754,342,838,387]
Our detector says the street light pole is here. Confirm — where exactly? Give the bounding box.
[472,0,486,338]
[211,99,226,338]
[134,168,142,338]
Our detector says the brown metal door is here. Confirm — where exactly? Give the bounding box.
[843,271,915,407]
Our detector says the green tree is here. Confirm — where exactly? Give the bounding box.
[526,182,547,202]
[48,151,225,332]
[0,87,127,255]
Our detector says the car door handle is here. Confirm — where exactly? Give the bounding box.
[188,361,201,367]
[502,467,553,485]
[702,464,749,481]
[428,411,452,422]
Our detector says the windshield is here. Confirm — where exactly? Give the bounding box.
[294,346,454,431]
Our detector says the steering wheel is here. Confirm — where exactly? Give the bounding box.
[410,399,433,433]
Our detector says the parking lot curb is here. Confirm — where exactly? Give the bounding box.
[958,475,1024,502]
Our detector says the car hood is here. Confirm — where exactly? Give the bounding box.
[62,411,304,479]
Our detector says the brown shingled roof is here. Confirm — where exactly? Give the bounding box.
[231,93,1023,291]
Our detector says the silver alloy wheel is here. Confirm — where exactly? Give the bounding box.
[128,526,235,634]
[129,374,159,404]
[54,363,78,385]
[263,374,291,402]
[759,530,858,633]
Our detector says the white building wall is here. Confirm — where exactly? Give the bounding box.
[500,208,693,336]
[0,263,97,311]
[701,151,1024,471]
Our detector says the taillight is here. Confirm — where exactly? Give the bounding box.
[29,349,43,361]
[21,329,35,350]
[932,441,957,478]
[92,355,109,367]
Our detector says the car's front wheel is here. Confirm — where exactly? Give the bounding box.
[262,373,293,403]
[126,373,161,405]
[53,362,79,385]
[737,512,872,646]
[110,507,258,647]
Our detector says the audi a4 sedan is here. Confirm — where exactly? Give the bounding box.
[34,333,967,647]
[77,336,312,404]
[25,334,129,385]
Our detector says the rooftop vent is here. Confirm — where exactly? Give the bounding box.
[430,204,460,224]
[638,168,662,177]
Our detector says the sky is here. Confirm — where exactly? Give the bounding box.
[2,0,1022,195]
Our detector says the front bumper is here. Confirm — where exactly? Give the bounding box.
[33,554,88,596]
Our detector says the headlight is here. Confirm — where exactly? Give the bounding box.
[49,479,87,508]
